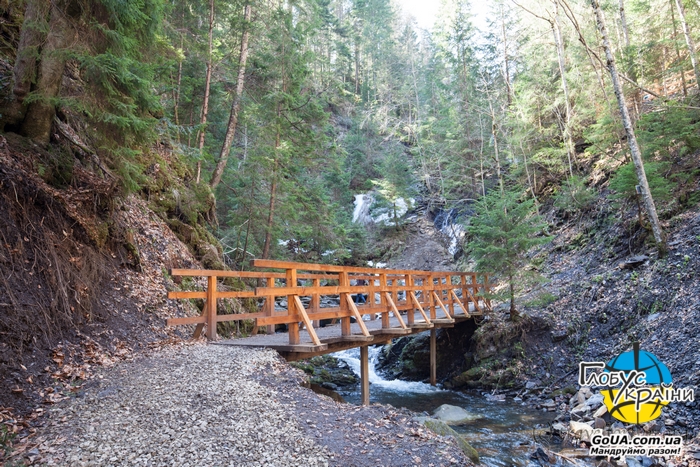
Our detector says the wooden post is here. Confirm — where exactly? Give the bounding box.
[430,329,436,386]
[339,271,351,336]
[367,275,376,321]
[471,273,478,314]
[484,274,492,310]
[447,274,459,316]
[380,273,390,329]
[286,268,299,345]
[265,277,275,334]
[426,274,436,320]
[405,274,414,326]
[460,274,469,315]
[361,345,370,405]
[312,277,320,328]
[206,275,217,340]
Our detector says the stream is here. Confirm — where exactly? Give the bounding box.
[333,347,558,467]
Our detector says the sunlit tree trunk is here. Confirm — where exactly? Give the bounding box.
[618,0,640,120]
[174,34,183,144]
[670,0,689,97]
[211,2,252,190]
[500,4,512,106]
[488,100,504,195]
[197,0,215,183]
[590,0,666,250]
[673,0,700,91]
[552,3,575,177]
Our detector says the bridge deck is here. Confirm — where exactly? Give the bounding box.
[218,309,477,360]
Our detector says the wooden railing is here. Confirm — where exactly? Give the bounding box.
[166,259,491,346]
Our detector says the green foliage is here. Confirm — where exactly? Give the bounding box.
[466,188,551,318]
[637,107,700,159]
[609,161,674,204]
[531,146,569,178]
[554,175,597,214]
[584,113,623,155]
[524,291,557,308]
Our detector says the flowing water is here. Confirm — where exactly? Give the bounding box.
[333,347,559,467]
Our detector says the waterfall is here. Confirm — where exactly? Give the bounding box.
[333,347,442,394]
[352,193,414,226]
[352,193,373,224]
[434,208,466,256]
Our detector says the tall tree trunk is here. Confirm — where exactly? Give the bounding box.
[500,5,512,106]
[13,0,50,102]
[618,0,641,120]
[20,1,77,144]
[509,273,517,320]
[354,35,360,95]
[590,0,666,250]
[174,34,183,144]
[261,156,278,260]
[619,0,630,49]
[552,3,575,177]
[488,101,504,195]
[197,0,215,183]
[670,0,689,96]
[673,0,700,91]
[210,3,252,190]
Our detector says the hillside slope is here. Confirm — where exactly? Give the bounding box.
[0,133,204,418]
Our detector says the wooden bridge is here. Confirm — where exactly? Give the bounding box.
[166,259,491,404]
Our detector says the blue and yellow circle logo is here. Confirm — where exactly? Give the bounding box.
[601,343,673,424]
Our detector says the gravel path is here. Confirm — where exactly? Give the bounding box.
[36,344,469,467]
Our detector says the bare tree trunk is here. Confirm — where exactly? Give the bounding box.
[671,0,689,96]
[590,0,666,250]
[662,46,668,97]
[20,1,77,144]
[520,140,539,211]
[673,0,700,91]
[509,273,518,320]
[552,3,575,177]
[174,34,183,145]
[210,3,252,190]
[500,4,512,106]
[488,100,504,195]
[197,0,215,183]
[478,114,486,197]
[618,0,641,120]
[354,35,360,95]
[619,0,630,49]
[261,157,278,260]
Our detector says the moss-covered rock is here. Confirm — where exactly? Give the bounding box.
[290,355,358,388]
[422,419,479,463]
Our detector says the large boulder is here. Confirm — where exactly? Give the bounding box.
[433,404,481,425]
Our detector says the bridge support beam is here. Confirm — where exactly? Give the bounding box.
[430,329,436,386]
[361,345,370,406]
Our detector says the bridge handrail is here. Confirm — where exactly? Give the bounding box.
[165,260,491,345]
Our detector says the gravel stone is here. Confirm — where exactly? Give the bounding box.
[37,344,469,466]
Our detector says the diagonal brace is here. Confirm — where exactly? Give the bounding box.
[293,296,321,346]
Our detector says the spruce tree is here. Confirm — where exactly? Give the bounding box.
[466,188,550,320]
